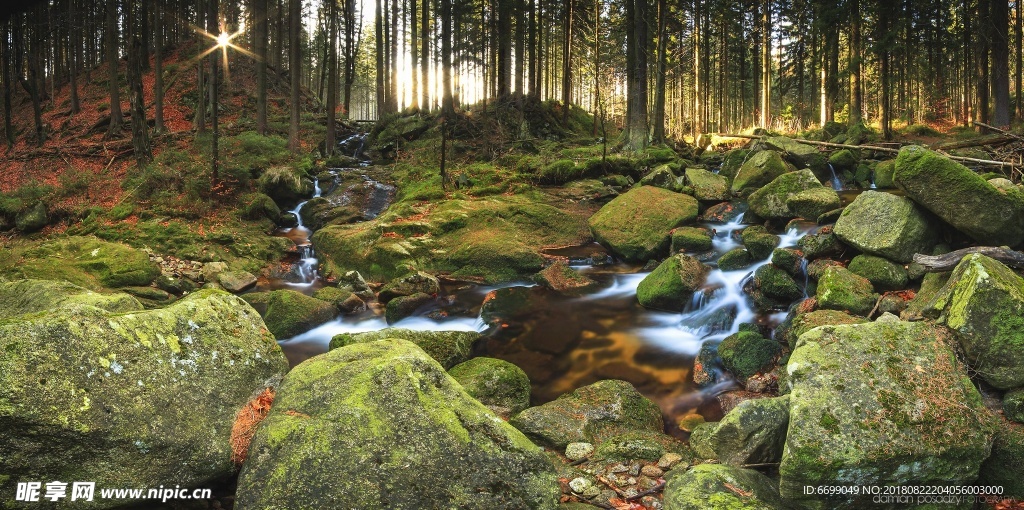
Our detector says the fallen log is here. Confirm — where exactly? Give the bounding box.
[913,246,1024,272]
[933,133,1017,151]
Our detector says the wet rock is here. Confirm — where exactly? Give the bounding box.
[816,207,844,225]
[1,289,287,508]
[256,165,314,206]
[701,201,746,222]
[775,308,867,349]
[510,380,664,449]
[218,270,258,293]
[449,357,531,419]
[797,228,845,260]
[588,185,699,262]
[311,285,363,313]
[740,226,780,260]
[676,413,705,433]
[827,148,859,171]
[1006,390,1024,423]
[664,464,785,510]
[685,167,730,201]
[201,261,229,282]
[815,266,878,316]
[895,146,1024,246]
[748,169,824,219]
[298,196,361,230]
[848,254,908,291]
[719,148,752,180]
[155,274,197,295]
[979,418,1024,499]
[337,270,374,299]
[241,289,337,339]
[770,248,803,276]
[480,285,538,326]
[833,190,938,263]
[717,331,781,381]
[636,254,710,312]
[533,260,597,293]
[922,254,1024,389]
[279,212,299,228]
[699,395,790,467]
[874,159,896,188]
[595,432,666,461]
[781,315,997,505]
[732,150,796,194]
[693,341,720,386]
[671,226,714,253]
[14,201,48,232]
[745,264,802,312]
[235,339,559,510]
[786,186,842,221]
[384,292,433,324]
[717,247,753,270]
[329,328,480,369]
[378,270,440,303]
[804,258,843,280]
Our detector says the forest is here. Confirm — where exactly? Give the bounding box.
[1,0,1024,509]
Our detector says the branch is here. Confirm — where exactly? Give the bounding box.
[913,246,1024,272]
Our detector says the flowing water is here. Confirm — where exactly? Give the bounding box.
[827,163,844,190]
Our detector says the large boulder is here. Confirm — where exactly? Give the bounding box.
[686,167,730,201]
[699,395,790,467]
[449,357,532,419]
[588,186,699,262]
[510,379,663,449]
[764,136,830,180]
[744,264,803,312]
[256,165,314,206]
[740,226,780,260]
[848,254,908,291]
[719,148,752,180]
[664,464,785,510]
[14,201,48,232]
[780,315,997,506]
[0,289,288,507]
[748,169,824,219]
[235,339,559,510]
[717,330,782,380]
[731,150,796,193]
[775,308,867,349]
[815,266,878,316]
[242,289,337,339]
[636,254,710,311]
[786,187,841,221]
[329,328,481,370]
[7,236,161,289]
[0,279,143,317]
[378,270,441,303]
[923,254,1024,390]
[833,190,938,263]
[894,146,1024,246]
[978,418,1024,498]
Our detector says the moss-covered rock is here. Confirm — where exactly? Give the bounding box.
[780,315,997,506]
[671,226,714,254]
[217,270,258,293]
[718,248,753,270]
[833,190,938,263]
[593,430,670,461]
[238,192,282,223]
[770,247,804,276]
[1004,390,1024,423]
[14,201,48,232]
[775,309,867,349]
[805,258,844,280]
[873,160,896,188]
[740,226,780,260]
[815,266,878,316]
[797,229,845,260]
[0,279,143,318]
[786,187,841,221]
[978,418,1024,498]
[588,185,698,262]
[827,149,859,171]
[686,167,730,201]
[236,339,559,510]
[242,289,337,339]
[510,379,663,449]
[379,270,440,303]
[764,136,830,181]
[639,164,682,191]
[384,292,433,324]
[745,264,804,312]
[895,146,1024,246]
[700,395,790,467]
[329,328,480,370]
[718,331,781,380]
[664,464,785,510]
[449,357,531,419]
[732,150,796,193]
[1,290,287,507]
[1,236,161,290]
[719,148,752,180]
[533,261,597,293]
[923,254,1024,390]
[311,286,363,313]
[636,254,710,312]
[902,271,951,320]
[848,254,908,291]
[748,169,824,219]
[257,165,314,206]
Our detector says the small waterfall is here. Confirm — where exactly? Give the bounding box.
[827,163,843,191]
[286,177,323,286]
[800,258,810,298]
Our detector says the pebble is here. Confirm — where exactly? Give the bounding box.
[565,442,594,461]
[609,463,628,473]
[641,465,663,478]
[628,463,641,476]
[642,496,663,509]
[657,453,684,470]
[568,477,592,494]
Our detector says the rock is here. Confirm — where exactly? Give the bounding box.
[595,432,666,461]
[895,146,1024,246]
[565,442,595,461]
[588,186,699,262]
[155,274,197,295]
[693,341,720,386]
[671,226,714,254]
[717,248,753,270]
[121,286,175,307]
[329,328,480,369]
[740,226,779,260]
[745,264,803,312]
[636,254,710,312]
[978,418,1024,498]
[12,236,161,289]
[510,380,663,449]
[804,258,843,280]
[764,136,830,179]
[685,167,730,201]
[816,207,844,225]
[815,266,878,316]
[639,165,680,190]
[770,248,804,276]
[786,187,842,221]
[378,270,440,303]
[568,477,595,495]
[218,270,258,293]
[874,159,896,188]
[702,395,790,467]
[338,270,374,299]
[780,316,997,505]
[14,201,48,232]
[902,271,952,320]
[718,331,781,380]
[833,190,937,263]
[827,148,859,171]
[480,286,538,326]
[1,290,287,507]
[748,169,824,219]
[719,148,752,180]
[731,150,796,193]
[201,261,229,282]
[235,339,559,510]
[241,289,337,339]
[848,254,908,291]
[641,465,664,478]
[658,453,684,469]
[775,309,867,349]
[664,464,785,510]
[384,292,433,324]
[239,192,282,223]
[311,285,365,314]
[1006,390,1024,424]
[702,201,746,223]
[0,279,143,318]
[923,254,1024,390]
[449,357,531,419]
[256,165,314,206]
[676,413,706,433]
[534,260,597,293]
[797,228,845,260]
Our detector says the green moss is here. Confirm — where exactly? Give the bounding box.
[748,169,824,219]
[588,186,699,262]
[848,254,909,291]
[740,226,780,260]
[815,266,878,316]
[685,167,730,201]
[238,192,282,222]
[538,159,584,185]
[594,431,666,461]
[776,309,867,349]
[671,227,714,253]
[719,148,752,180]
[636,254,710,311]
[732,150,796,193]
[748,264,803,311]
[833,190,938,263]
[786,187,841,221]
[874,160,896,188]
[828,149,859,171]
[718,248,753,270]
[329,328,480,369]
[242,290,336,340]
[1005,390,1024,424]
[449,357,531,419]
[0,236,159,290]
[718,331,781,380]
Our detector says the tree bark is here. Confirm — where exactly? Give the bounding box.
[849,0,862,125]
[560,0,572,120]
[69,0,81,115]
[624,0,647,150]
[652,0,666,142]
[420,0,429,111]
[991,0,1010,126]
[325,0,338,155]
[288,0,301,150]
[375,0,386,116]
[106,0,124,138]
[127,34,152,165]
[760,0,770,128]
[2,19,14,148]
[913,246,1024,272]
[255,0,268,134]
[153,1,164,133]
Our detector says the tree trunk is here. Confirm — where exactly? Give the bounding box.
[652,0,666,142]
[326,0,338,155]
[624,0,647,150]
[442,0,454,116]
[389,0,399,112]
[410,0,418,110]
[560,0,572,120]
[976,0,991,126]
[153,1,164,133]
[127,34,152,165]
[375,0,385,116]
[760,0,770,128]
[991,0,1010,126]
[2,20,14,148]
[106,0,124,138]
[498,0,512,97]
[849,0,862,125]
[1017,0,1022,121]
[195,0,206,133]
[69,0,81,115]
[288,0,301,150]
[255,0,268,133]
[420,0,429,111]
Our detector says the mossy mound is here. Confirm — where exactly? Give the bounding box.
[510,379,664,449]
[827,149,859,171]
[815,266,878,316]
[0,236,160,290]
[663,464,785,510]
[685,167,730,201]
[14,201,48,232]
[238,192,282,223]
[848,254,908,291]
[0,279,143,318]
[378,270,441,303]
[241,290,337,340]
[770,247,803,276]
[745,264,803,312]
[781,315,997,505]
[775,309,867,350]
[833,190,937,263]
[1005,390,1024,424]
[895,146,1024,246]
[449,357,532,419]
[748,169,824,219]
[384,292,433,324]
[797,229,845,260]
[671,226,714,254]
[717,331,781,380]
[235,339,559,510]
[731,150,796,193]
[740,225,780,260]
[763,136,830,180]
[329,328,480,370]
[1,289,288,507]
[718,248,753,270]
[873,160,896,188]
[786,187,841,221]
[257,165,314,206]
[636,254,710,312]
[588,185,699,262]
[719,148,752,180]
